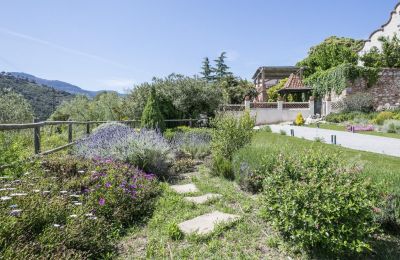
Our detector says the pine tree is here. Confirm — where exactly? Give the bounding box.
[214,52,232,80]
[200,57,214,81]
[141,87,165,132]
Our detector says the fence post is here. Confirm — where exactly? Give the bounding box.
[325,96,332,116]
[68,121,73,143]
[86,123,90,135]
[244,96,251,111]
[33,119,41,154]
[189,119,193,128]
[309,97,315,115]
[277,100,284,110]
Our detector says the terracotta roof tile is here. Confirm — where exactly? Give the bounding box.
[281,73,312,90]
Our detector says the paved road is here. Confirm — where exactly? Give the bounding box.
[269,124,400,157]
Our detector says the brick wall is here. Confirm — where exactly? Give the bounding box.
[346,69,400,108]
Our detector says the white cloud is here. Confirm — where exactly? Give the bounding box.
[0,27,135,72]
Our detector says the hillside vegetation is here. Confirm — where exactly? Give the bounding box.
[0,73,73,120]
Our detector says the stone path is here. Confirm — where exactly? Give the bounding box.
[269,124,400,157]
[170,183,199,194]
[169,170,240,236]
[178,211,240,235]
[184,193,222,204]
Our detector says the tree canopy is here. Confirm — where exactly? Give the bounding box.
[0,89,34,123]
[360,35,400,68]
[297,36,364,77]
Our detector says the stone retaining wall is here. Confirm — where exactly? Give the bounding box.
[343,69,400,109]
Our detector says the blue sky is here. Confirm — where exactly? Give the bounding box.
[0,0,398,92]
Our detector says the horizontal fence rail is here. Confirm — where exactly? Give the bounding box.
[219,104,245,112]
[282,102,309,109]
[250,102,278,109]
[0,119,201,162]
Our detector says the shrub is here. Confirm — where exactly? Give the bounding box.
[295,113,304,126]
[381,120,400,134]
[341,93,374,113]
[141,87,165,132]
[375,194,400,234]
[171,130,212,159]
[211,154,233,180]
[210,111,255,178]
[234,154,276,193]
[0,156,161,258]
[279,129,287,135]
[260,151,379,255]
[75,123,173,177]
[374,111,394,125]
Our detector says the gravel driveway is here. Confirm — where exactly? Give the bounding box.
[269,124,400,157]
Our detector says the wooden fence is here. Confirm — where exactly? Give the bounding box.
[0,119,198,157]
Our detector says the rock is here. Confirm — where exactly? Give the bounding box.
[178,211,240,235]
[184,194,222,204]
[10,209,22,216]
[10,193,28,197]
[1,196,12,201]
[170,184,199,194]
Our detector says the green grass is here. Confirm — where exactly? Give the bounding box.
[118,166,288,259]
[305,123,400,139]
[235,132,400,196]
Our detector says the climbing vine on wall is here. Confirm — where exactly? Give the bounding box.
[304,63,380,96]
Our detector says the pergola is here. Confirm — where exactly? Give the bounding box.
[278,73,312,101]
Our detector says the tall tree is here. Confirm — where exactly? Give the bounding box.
[141,87,165,132]
[214,52,232,80]
[200,57,214,81]
[361,35,400,68]
[297,36,364,77]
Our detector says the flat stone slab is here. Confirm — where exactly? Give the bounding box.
[170,183,199,194]
[178,211,240,235]
[184,193,222,204]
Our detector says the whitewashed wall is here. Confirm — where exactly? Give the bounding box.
[359,3,400,56]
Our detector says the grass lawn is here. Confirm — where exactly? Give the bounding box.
[118,133,400,258]
[118,165,289,259]
[245,131,400,195]
[305,123,400,139]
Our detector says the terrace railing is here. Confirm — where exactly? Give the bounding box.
[0,119,199,157]
[282,102,309,109]
[250,102,278,109]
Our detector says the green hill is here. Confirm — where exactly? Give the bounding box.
[0,72,74,120]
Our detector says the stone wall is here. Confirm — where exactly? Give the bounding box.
[345,69,400,109]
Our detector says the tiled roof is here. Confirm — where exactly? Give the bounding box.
[280,73,312,91]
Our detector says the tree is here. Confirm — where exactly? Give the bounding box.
[215,75,258,104]
[125,74,223,120]
[214,52,232,80]
[141,87,165,132]
[297,36,364,77]
[361,35,400,68]
[267,78,288,102]
[0,89,33,123]
[201,57,214,81]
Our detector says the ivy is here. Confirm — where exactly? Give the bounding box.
[304,63,380,96]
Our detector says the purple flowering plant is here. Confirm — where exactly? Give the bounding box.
[74,123,174,177]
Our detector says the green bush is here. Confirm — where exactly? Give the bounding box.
[141,87,165,132]
[210,111,255,178]
[211,154,233,180]
[234,154,276,193]
[374,111,394,125]
[0,156,161,259]
[375,194,400,234]
[381,120,400,134]
[260,151,379,255]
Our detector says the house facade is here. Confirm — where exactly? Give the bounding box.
[252,66,298,102]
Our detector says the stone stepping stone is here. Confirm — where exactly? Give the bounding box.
[178,211,240,235]
[184,193,222,204]
[170,183,199,194]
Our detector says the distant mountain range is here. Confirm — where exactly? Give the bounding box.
[9,72,116,97]
[0,73,74,120]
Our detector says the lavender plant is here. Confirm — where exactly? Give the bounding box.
[74,123,173,177]
[171,131,212,159]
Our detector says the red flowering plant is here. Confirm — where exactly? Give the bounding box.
[85,159,161,227]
